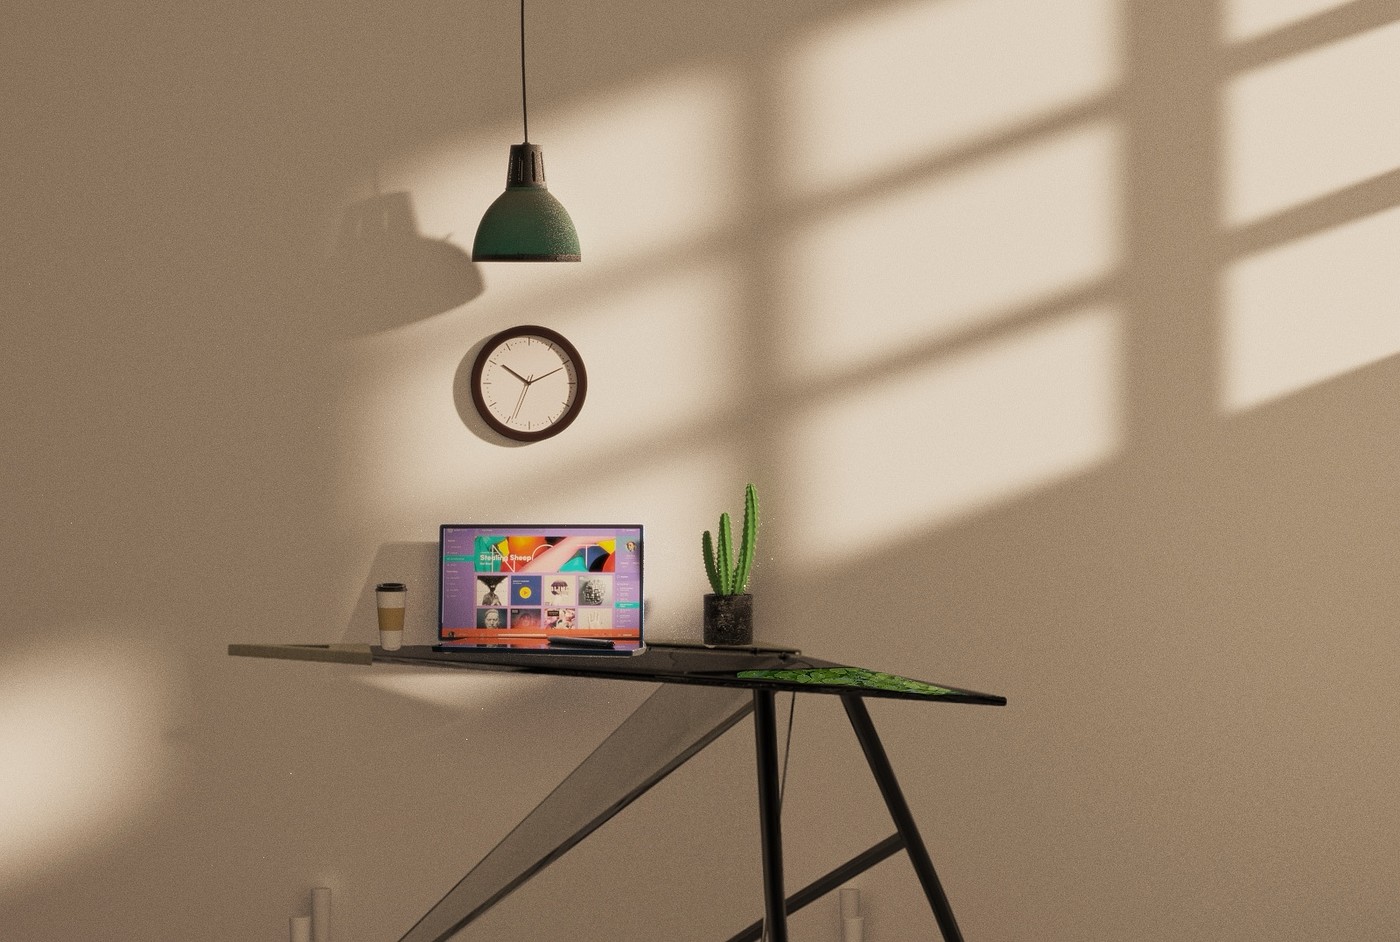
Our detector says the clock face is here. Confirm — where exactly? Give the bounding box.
[471,326,587,442]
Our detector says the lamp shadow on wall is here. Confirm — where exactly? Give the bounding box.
[322,192,483,338]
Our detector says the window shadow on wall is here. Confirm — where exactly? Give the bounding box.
[6,0,1400,940]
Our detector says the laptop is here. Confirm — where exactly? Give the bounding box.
[435,524,644,655]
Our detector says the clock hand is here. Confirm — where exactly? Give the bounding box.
[509,374,534,421]
[502,364,530,384]
[532,366,563,383]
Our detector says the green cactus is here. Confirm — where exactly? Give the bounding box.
[703,483,759,595]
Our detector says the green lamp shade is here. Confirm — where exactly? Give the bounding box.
[472,144,580,262]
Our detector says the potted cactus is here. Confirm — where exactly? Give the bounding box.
[701,483,759,645]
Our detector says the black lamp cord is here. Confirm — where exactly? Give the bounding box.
[762,691,798,942]
[519,0,529,143]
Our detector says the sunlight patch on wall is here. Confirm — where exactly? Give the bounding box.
[1224,20,1400,226]
[1223,206,1400,411]
[1223,0,1356,43]
[389,68,737,272]
[375,67,734,291]
[783,307,1121,563]
[337,442,734,637]
[489,442,736,560]
[559,265,744,443]
[502,435,734,530]
[0,644,171,891]
[548,68,739,260]
[333,263,741,521]
[779,0,1118,198]
[779,124,1119,376]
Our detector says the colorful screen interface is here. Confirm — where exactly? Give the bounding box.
[440,525,643,650]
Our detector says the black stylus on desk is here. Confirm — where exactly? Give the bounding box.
[547,635,616,650]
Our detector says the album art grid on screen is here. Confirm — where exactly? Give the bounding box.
[440,526,642,650]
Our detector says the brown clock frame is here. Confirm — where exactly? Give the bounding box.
[470,325,588,442]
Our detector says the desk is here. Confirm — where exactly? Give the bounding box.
[229,642,1005,941]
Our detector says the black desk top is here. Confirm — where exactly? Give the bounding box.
[228,642,1006,706]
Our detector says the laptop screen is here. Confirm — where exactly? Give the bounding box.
[439,525,644,652]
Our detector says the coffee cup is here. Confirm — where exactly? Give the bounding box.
[375,582,407,650]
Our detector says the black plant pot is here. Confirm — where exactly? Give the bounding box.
[703,593,753,646]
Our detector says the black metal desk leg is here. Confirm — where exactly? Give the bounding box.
[753,689,788,942]
[842,694,964,942]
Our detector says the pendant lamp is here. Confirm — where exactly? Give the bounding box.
[472,0,580,262]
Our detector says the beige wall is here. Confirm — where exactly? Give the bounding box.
[4,0,1399,939]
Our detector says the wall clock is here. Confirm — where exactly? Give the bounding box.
[470,325,587,442]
